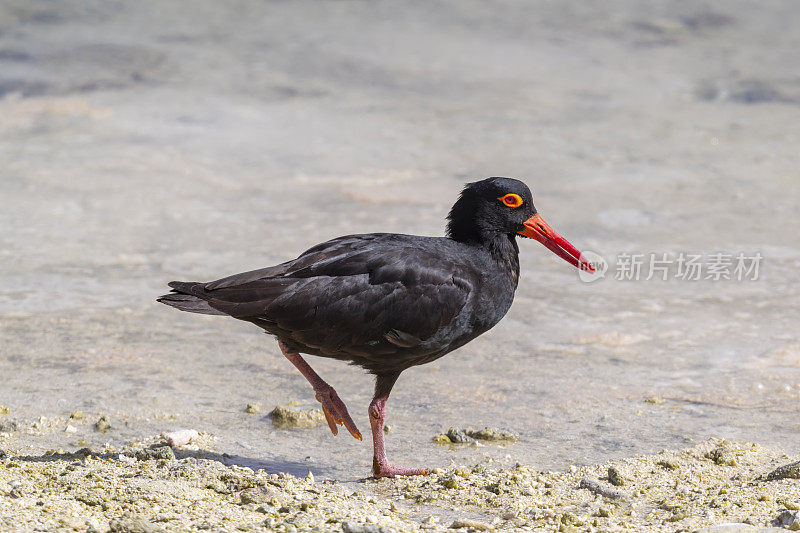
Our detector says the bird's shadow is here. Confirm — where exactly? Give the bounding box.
[10,446,340,480]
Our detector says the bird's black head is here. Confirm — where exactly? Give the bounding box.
[446,177,537,244]
[447,177,594,271]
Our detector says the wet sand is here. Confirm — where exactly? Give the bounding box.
[1,0,800,530]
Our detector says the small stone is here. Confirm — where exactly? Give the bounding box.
[644,396,665,405]
[64,424,77,433]
[446,427,473,443]
[93,415,111,433]
[162,429,199,446]
[764,460,800,481]
[705,446,732,465]
[70,411,85,420]
[454,468,470,478]
[465,427,519,442]
[383,424,393,434]
[270,406,326,430]
[774,510,800,530]
[134,446,175,461]
[607,466,624,486]
[656,459,679,470]
[432,434,451,445]
[579,477,630,501]
[245,403,261,414]
[440,475,458,489]
[0,406,9,415]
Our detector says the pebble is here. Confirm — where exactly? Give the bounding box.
[134,446,175,461]
[270,406,326,430]
[579,477,631,501]
[764,460,800,481]
[607,466,624,486]
[162,429,199,447]
[93,415,111,433]
[433,426,519,445]
[774,510,800,530]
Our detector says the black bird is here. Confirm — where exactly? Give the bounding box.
[158,177,593,477]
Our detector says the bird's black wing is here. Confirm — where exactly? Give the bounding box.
[172,234,475,369]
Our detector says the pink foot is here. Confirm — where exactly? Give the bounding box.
[369,395,428,478]
[372,460,428,478]
[315,386,362,440]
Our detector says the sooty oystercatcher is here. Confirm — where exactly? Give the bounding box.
[158,177,593,477]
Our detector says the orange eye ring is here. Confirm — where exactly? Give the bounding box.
[499,193,523,208]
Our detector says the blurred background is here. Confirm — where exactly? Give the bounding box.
[1,0,798,479]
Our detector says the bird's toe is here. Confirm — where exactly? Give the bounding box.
[315,388,361,439]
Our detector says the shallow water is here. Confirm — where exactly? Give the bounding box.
[1,0,799,481]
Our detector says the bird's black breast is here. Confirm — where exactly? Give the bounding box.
[187,233,520,374]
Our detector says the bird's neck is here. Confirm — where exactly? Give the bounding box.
[486,233,520,279]
[452,231,520,282]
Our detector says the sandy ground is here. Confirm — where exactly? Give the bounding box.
[2,437,800,532]
[2,0,800,530]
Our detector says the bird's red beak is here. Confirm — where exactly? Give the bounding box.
[518,214,595,272]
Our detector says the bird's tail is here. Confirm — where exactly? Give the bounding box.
[157,281,226,316]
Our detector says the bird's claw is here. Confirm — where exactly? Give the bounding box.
[314,387,362,440]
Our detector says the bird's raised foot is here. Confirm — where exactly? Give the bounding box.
[314,386,362,440]
[372,459,428,479]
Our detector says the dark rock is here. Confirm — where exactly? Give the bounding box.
[134,446,175,461]
[93,415,111,433]
[607,466,624,486]
[773,509,800,530]
[446,427,473,444]
[763,460,800,481]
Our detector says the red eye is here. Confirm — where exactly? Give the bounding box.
[499,193,523,208]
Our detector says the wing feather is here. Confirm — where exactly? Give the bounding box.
[195,235,474,360]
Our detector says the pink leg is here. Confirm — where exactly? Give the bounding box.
[278,340,361,440]
[369,396,428,478]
